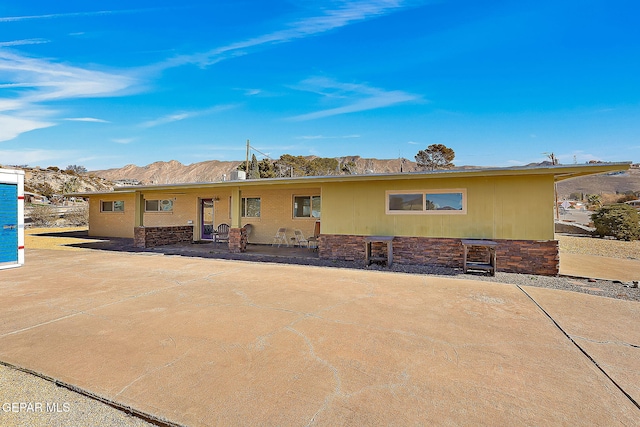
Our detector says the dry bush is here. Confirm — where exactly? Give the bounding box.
[64,205,89,226]
[30,204,57,226]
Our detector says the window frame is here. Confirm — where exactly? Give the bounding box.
[100,200,125,213]
[241,197,261,218]
[385,189,466,215]
[144,199,174,212]
[292,195,321,219]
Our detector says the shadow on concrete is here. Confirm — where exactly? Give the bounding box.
[38,229,464,276]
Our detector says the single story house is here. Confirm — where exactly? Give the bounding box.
[73,162,630,276]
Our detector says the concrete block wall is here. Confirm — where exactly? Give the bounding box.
[319,234,559,276]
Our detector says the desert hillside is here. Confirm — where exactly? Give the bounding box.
[17,167,113,197]
[556,167,640,199]
[92,157,418,185]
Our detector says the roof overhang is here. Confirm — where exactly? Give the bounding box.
[68,162,631,197]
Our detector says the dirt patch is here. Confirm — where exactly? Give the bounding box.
[25,227,104,251]
[557,234,640,260]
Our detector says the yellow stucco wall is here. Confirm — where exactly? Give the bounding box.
[88,193,136,238]
[89,186,321,244]
[237,187,320,244]
[88,174,555,243]
[320,174,555,240]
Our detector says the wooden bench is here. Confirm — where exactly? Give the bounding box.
[365,236,394,267]
[461,239,498,276]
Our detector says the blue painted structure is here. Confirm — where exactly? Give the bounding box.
[0,168,24,269]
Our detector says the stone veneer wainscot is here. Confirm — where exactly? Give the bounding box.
[318,234,559,276]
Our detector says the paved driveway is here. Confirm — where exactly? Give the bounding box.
[1,249,638,426]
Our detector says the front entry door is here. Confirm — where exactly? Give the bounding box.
[201,199,214,240]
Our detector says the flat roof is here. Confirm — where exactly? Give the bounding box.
[69,162,631,197]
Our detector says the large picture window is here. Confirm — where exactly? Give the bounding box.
[293,195,321,218]
[145,199,173,212]
[101,200,124,212]
[242,197,261,217]
[386,189,466,214]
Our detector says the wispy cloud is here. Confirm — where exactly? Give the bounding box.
[139,105,238,128]
[0,114,54,142]
[407,141,419,145]
[154,1,420,70]
[64,117,110,123]
[0,9,156,23]
[287,77,421,121]
[0,50,137,141]
[112,138,135,144]
[0,38,50,47]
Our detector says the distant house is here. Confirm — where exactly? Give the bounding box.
[625,199,640,210]
[72,162,630,276]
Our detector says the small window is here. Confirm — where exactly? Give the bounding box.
[386,190,466,214]
[293,196,321,218]
[145,199,173,212]
[242,197,261,217]
[101,200,124,212]
[388,194,423,211]
[426,192,463,211]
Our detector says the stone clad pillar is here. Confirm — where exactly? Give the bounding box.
[228,227,247,253]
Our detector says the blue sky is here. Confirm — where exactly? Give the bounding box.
[1,0,638,170]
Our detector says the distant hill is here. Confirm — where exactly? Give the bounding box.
[91,159,640,198]
[556,167,640,199]
[4,166,114,197]
[92,157,420,185]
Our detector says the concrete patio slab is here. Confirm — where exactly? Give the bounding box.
[523,285,640,405]
[560,253,640,282]
[1,249,638,426]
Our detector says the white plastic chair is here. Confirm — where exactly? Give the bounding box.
[293,229,309,247]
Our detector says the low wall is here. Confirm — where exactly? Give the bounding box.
[134,226,194,248]
[318,235,559,276]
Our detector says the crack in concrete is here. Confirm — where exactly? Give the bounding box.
[571,335,640,349]
[286,326,342,427]
[114,343,200,398]
[517,285,640,412]
[0,277,199,339]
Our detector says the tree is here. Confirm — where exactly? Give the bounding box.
[258,159,277,178]
[248,154,260,179]
[586,194,602,210]
[66,165,87,174]
[591,204,640,241]
[415,144,455,171]
[275,154,308,177]
[307,158,339,176]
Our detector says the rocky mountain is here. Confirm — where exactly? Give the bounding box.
[556,166,640,199]
[5,166,114,197]
[92,158,640,200]
[92,157,420,185]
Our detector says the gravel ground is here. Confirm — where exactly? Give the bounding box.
[0,363,160,427]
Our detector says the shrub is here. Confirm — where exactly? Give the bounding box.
[591,203,640,241]
[64,205,89,226]
[30,204,58,226]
